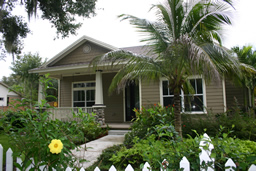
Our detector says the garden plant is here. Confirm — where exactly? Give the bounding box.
[0,74,106,170]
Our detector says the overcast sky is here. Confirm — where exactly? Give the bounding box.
[1,0,256,79]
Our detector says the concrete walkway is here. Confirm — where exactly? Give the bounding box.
[71,135,125,168]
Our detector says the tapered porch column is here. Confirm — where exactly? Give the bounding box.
[93,70,106,125]
[95,70,104,105]
[38,82,45,103]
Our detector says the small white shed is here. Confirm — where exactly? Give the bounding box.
[0,82,20,106]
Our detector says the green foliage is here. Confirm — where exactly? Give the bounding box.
[110,130,256,170]
[1,110,25,129]
[10,53,45,102]
[210,127,256,170]
[45,78,58,102]
[0,74,105,170]
[1,75,20,87]
[0,103,81,170]
[0,0,97,58]
[0,133,13,168]
[72,109,108,143]
[182,110,256,141]
[110,134,201,170]
[0,10,29,57]
[86,145,124,171]
[124,104,176,146]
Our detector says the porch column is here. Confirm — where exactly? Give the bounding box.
[38,82,45,103]
[95,70,104,105]
[93,70,106,125]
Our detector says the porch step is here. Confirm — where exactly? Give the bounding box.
[102,123,132,130]
[108,130,131,135]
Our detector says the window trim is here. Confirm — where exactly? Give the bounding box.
[160,76,207,114]
[72,81,96,107]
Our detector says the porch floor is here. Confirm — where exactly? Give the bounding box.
[102,123,132,130]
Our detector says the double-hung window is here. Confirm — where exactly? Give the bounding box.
[73,82,95,107]
[161,77,206,113]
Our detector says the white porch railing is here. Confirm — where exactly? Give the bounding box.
[1,134,256,171]
[47,107,93,122]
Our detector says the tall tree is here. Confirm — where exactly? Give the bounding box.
[93,0,240,137]
[0,0,97,59]
[1,74,19,86]
[10,53,45,103]
[232,45,256,109]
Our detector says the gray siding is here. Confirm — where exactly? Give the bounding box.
[59,73,124,123]
[53,42,110,66]
[140,79,226,114]
[103,73,124,123]
[205,81,225,114]
[60,75,95,107]
[225,80,249,110]
[141,80,160,107]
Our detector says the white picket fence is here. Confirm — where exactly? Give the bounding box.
[1,133,256,171]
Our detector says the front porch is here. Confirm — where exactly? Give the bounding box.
[47,107,132,129]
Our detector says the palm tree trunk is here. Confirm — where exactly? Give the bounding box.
[173,90,182,138]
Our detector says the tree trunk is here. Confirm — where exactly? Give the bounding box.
[173,90,182,138]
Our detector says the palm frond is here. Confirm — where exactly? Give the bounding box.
[190,0,233,35]
[119,14,169,54]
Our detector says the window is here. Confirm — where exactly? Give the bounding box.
[0,97,3,101]
[7,97,10,106]
[161,77,205,113]
[73,82,95,107]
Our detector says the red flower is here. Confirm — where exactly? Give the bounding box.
[183,125,186,127]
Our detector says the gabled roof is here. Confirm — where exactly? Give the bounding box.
[0,82,22,96]
[41,35,119,68]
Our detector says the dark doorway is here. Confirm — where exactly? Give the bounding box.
[125,83,140,121]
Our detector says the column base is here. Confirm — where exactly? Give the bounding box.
[93,105,106,125]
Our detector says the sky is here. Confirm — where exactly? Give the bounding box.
[1,0,256,79]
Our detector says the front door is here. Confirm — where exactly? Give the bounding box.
[125,83,140,121]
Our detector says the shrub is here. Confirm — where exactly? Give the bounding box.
[124,104,176,146]
[182,111,256,141]
[72,109,108,143]
[1,110,25,130]
[110,131,256,170]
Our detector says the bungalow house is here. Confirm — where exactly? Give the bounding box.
[0,82,22,112]
[30,35,249,124]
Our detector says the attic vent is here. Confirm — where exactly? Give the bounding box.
[83,44,91,53]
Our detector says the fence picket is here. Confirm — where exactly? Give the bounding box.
[142,162,151,171]
[16,158,22,171]
[79,167,85,171]
[125,164,134,171]
[199,134,214,171]
[109,165,117,171]
[225,158,236,171]
[94,166,100,171]
[65,166,72,171]
[248,164,256,171]
[0,144,2,171]
[6,148,13,171]
[180,156,190,171]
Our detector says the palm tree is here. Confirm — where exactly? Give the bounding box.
[92,0,240,137]
[232,46,256,110]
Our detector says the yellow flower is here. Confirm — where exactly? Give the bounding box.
[48,139,63,154]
